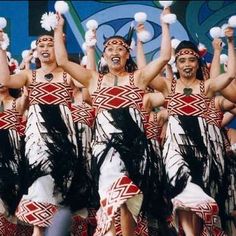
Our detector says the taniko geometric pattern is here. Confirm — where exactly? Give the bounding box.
[167,92,208,117]
[174,200,226,236]
[145,120,161,141]
[28,82,72,106]
[16,199,57,227]
[0,109,18,130]
[0,213,33,236]
[94,176,141,236]
[71,102,95,127]
[92,85,144,115]
[206,98,223,127]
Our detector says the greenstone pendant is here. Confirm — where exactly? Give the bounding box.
[183,88,192,96]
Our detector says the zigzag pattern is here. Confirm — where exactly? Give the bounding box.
[145,121,161,140]
[28,82,72,106]
[16,199,57,227]
[0,109,18,130]
[168,92,207,116]
[135,215,149,236]
[206,99,223,127]
[174,200,226,236]
[101,176,141,217]
[95,176,141,235]
[71,103,95,127]
[92,85,144,115]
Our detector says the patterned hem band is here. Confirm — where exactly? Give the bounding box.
[104,39,130,51]
[175,49,200,59]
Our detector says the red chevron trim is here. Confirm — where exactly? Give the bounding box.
[71,103,95,127]
[174,200,226,236]
[95,176,141,236]
[16,199,58,227]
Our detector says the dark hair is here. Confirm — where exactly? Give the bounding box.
[175,40,204,80]
[100,35,137,74]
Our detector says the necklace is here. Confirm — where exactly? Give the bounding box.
[179,78,196,96]
[0,101,3,112]
[41,66,57,82]
[109,71,125,86]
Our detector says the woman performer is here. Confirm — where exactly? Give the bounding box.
[53,6,171,236]
[0,32,90,236]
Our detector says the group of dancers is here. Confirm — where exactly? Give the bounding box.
[0,5,235,236]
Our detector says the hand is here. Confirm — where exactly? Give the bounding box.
[136,23,145,33]
[0,29,4,44]
[224,26,234,39]
[212,38,223,52]
[55,12,65,29]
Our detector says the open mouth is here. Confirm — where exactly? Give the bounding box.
[111,56,120,64]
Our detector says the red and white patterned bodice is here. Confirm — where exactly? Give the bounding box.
[0,100,18,130]
[166,78,208,117]
[91,73,145,116]
[71,102,95,128]
[145,112,162,142]
[205,97,223,127]
[28,71,73,106]
[16,114,27,136]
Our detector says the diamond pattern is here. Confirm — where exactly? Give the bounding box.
[92,85,144,115]
[94,176,141,235]
[168,92,208,117]
[28,82,72,106]
[174,200,226,236]
[0,109,18,130]
[16,199,58,227]
[71,103,95,127]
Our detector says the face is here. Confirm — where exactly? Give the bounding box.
[103,39,129,70]
[36,35,55,63]
[176,53,199,79]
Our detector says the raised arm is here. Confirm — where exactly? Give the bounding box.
[138,7,171,86]
[210,38,222,79]
[135,24,147,69]
[0,31,28,88]
[221,41,236,102]
[206,27,235,95]
[54,13,97,88]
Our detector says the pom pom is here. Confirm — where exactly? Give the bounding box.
[33,50,38,58]
[86,19,98,30]
[85,30,96,47]
[137,30,151,43]
[21,50,30,59]
[40,12,58,31]
[0,17,7,29]
[54,1,69,14]
[161,14,176,24]
[209,27,221,39]
[171,38,180,49]
[100,57,107,67]
[0,32,9,50]
[198,43,207,57]
[159,1,173,8]
[168,55,175,65]
[82,42,87,52]
[228,15,236,28]
[134,12,147,23]
[221,24,229,37]
[31,40,37,50]
[220,54,228,64]
[81,55,87,66]
[6,51,11,59]
[130,38,136,50]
